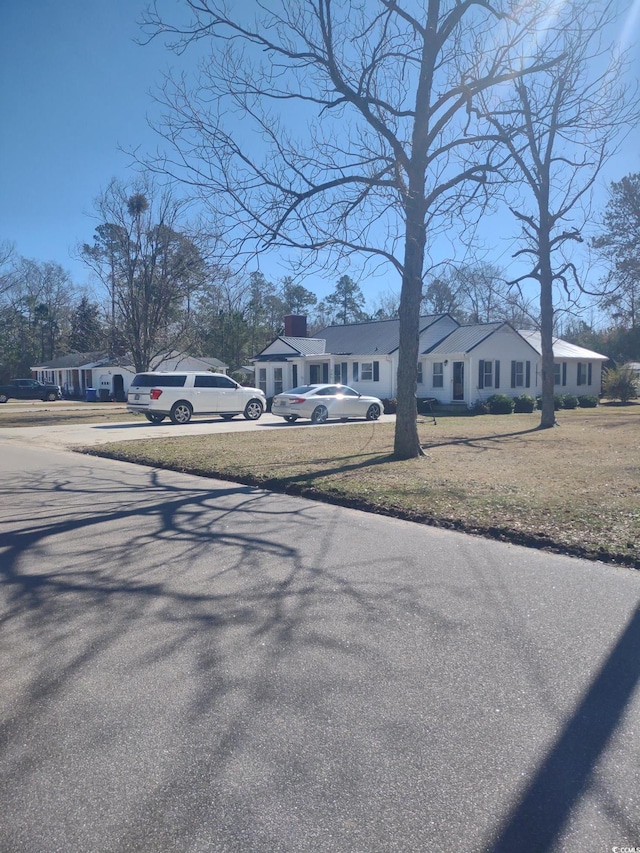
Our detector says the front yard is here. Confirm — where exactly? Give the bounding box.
[75,404,640,569]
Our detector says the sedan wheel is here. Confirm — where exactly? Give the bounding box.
[0,394,7,403]
[243,399,264,420]
[170,401,193,424]
[145,413,166,424]
[220,413,236,421]
[311,405,329,424]
[366,403,381,421]
[284,415,298,423]
[46,392,58,402]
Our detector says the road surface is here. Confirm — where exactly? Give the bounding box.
[1,430,639,852]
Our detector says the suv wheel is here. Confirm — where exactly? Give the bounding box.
[46,392,58,402]
[145,413,166,424]
[243,399,264,420]
[170,401,193,424]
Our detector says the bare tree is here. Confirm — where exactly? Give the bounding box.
[477,1,637,428]
[81,177,207,372]
[140,0,562,458]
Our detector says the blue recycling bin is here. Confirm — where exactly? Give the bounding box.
[85,388,97,402]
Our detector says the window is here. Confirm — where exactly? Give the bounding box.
[334,364,341,383]
[478,360,494,389]
[417,362,423,385]
[514,361,524,386]
[132,373,186,387]
[360,361,379,381]
[510,360,531,388]
[258,368,267,394]
[274,367,283,396]
[195,374,236,388]
[577,362,592,386]
[554,363,567,386]
[352,362,359,382]
[432,362,444,388]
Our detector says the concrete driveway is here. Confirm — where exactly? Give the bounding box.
[0,401,396,450]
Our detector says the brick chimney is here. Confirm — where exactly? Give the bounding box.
[284,315,307,337]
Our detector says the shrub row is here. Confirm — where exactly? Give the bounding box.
[471,393,599,415]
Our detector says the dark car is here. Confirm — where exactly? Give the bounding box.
[0,379,62,403]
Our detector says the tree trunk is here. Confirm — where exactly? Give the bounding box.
[394,208,425,459]
[539,232,556,429]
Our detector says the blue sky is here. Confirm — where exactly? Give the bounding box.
[1,1,639,309]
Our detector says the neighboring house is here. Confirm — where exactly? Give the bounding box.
[31,351,228,401]
[252,314,608,405]
[624,362,640,380]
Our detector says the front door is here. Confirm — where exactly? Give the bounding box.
[453,361,464,401]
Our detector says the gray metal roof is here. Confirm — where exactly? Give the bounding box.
[426,323,506,355]
[280,336,326,355]
[31,351,110,369]
[517,330,608,360]
[317,315,450,355]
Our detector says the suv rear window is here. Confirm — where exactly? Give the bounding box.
[132,374,187,387]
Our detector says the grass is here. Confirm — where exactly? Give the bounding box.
[0,403,137,428]
[71,403,640,570]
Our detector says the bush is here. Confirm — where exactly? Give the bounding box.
[562,394,579,410]
[513,394,535,413]
[487,394,515,414]
[536,394,564,410]
[470,399,490,415]
[602,366,639,403]
[578,395,599,408]
[382,398,397,414]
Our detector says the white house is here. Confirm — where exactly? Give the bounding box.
[252,315,608,405]
[31,351,228,401]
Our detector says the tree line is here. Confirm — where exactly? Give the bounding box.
[1,169,639,382]
[0,166,640,381]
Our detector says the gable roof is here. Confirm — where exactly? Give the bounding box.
[425,322,506,355]
[253,336,326,360]
[31,351,112,370]
[517,330,608,361]
[316,314,454,355]
[32,350,228,371]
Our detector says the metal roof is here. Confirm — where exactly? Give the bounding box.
[279,336,326,355]
[517,330,608,360]
[317,314,451,355]
[426,323,505,355]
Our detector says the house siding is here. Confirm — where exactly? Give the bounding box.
[253,316,607,405]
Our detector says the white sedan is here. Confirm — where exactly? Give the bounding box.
[271,384,384,424]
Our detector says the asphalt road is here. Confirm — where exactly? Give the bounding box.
[1,436,639,852]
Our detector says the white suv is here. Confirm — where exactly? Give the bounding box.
[127,372,266,424]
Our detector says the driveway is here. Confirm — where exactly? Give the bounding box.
[1,441,639,852]
[0,402,396,450]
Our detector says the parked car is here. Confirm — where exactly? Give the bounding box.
[127,372,266,424]
[272,384,383,423]
[0,378,62,403]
